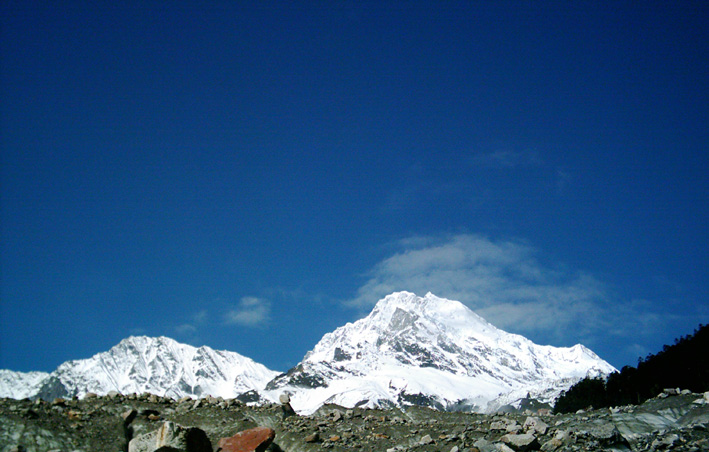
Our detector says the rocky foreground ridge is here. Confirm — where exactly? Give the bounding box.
[2,388,708,452]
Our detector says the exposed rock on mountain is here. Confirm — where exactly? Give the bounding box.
[265,292,616,414]
[0,336,279,401]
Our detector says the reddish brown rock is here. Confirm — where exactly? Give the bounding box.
[217,427,275,452]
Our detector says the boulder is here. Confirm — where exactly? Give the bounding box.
[500,432,540,451]
[128,421,211,452]
[573,419,629,449]
[490,418,515,430]
[280,402,296,419]
[304,432,320,443]
[540,438,563,451]
[523,416,548,435]
[122,408,138,425]
[217,426,275,452]
[651,433,680,449]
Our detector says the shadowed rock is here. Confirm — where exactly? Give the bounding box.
[129,421,211,452]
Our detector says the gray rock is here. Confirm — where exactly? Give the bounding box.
[651,433,679,449]
[304,432,320,443]
[540,437,563,451]
[122,408,138,425]
[500,432,539,451]
[279,393,291,404]
[419,434,434,444]
[107,390,120,399]
[473,438,492,450]
[128,421,211,452]
[506,421,522,433]
[490,418,515,430]
[281,402,296,419]
[523,416,548,435]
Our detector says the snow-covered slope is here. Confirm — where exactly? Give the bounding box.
[265,291,616,414]
[2,336,279,401]
[0,370,50,399]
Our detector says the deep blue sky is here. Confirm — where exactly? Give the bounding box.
[1,1,707,373]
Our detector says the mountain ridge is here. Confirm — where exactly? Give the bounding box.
[0,335,279,401]
[1,292,615,415]
[263,291,616,413]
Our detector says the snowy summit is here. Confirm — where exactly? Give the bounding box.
[0,336,279,401]
[265,291,616,414]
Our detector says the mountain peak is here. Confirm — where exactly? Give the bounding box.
[367,291,500,340]
[266,291,616,414]
[1,336,280,401]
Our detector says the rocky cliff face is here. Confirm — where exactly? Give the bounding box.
[1,389,707,452]
[265,292,616,414]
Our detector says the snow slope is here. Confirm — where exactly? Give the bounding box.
[1,336,279,400]
[0,370,50,399]
[265,291,616,414]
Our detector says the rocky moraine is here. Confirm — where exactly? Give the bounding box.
[1,388,708,452]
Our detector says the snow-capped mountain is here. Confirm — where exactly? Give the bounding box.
[0,370,50,399]
[264,291,616,414]
[1,336,279,401]
[1,293,615,414]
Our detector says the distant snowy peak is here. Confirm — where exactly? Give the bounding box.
[40,336,280,400]
[0,370,50,399]
[0,336,280,401]
[308,291,503,361]
[305,291,611,378]
[267,291,616,414]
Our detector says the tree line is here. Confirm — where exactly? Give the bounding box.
[554,323,709,414]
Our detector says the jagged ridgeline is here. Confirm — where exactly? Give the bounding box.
[1,292,616,415]
[555,323,709,413]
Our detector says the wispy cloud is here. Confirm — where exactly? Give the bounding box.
[174,309,208,341]
[175,323,197,334]
[345,234,658,348]
[225,297,271,327]
[472,150,542,168]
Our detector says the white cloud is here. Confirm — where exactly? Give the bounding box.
[347,234,616,343]
[225,297,271,327]
[174,310,208,335]
[175,323,197,334]
[192,309,208,324]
